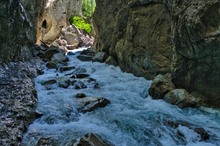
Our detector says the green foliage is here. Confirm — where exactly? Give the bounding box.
[82,0,96,20]
[70,16,91,34]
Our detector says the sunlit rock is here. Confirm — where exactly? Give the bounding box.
[164,89,199,108]
[36,0,82,44]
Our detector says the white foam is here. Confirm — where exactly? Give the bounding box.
[22,48,220,146]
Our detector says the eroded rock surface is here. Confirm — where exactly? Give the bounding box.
[164,0,220,107]
[149,74,175,99]
[36,0,82,44]
[93,0,173,79]
[0,0,37,63]
[0,61,42,145]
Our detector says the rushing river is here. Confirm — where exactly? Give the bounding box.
[22,48,220,146]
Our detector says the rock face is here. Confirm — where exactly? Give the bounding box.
[36,0,82,44]
[0,0,37,63]
[93,0,173,79]
[164,0,220,107]
[94,0,220,107]
[0,61,42,145]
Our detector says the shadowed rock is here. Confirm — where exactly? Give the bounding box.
[76,97,111,113]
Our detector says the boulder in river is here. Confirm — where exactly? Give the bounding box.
[72,80,87,89]
[164,89,199,108]
[43,46,63,61]
[42,79,57,86]
[76,97,111,113]
[36,137,54,146]
[92,52,109,63]
[58,66,75,73]
[75,93,87,98]
[76,133,114,146]
[58,78,71,88]
[51,52,69,63]
[77,49,96,62]
[149,74,175,99]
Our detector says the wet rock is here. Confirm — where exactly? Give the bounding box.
[58,78,71,88]
[58,66,75,73]
[66,68,87,76]
[81,49,96,56]
[46,61,57,69]
[164,89,199,108]
[76,97,110,113]
[76,133,113,146]
[42,79,57,86]
[149,74,175,99]
[36,137,54,146]
[105,56,118,66]
[37,68,44,75]
[77,55,94,62]
[164,120,210,141]
[92,52,109,63]
[75,93,87,98]
[43,46,62,61]
[67,52,75,55]
[194,128,210,141]
[70,74,90,79]
[51,53,69,63]
[72,81,87,89]
[77,49,95,62]
[87,78,96,83]
[94,83,100,89]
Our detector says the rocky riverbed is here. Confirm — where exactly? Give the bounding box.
[21,47,220,146]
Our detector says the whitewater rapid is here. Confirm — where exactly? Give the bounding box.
[22,48,220,146]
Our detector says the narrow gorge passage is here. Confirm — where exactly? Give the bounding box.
[22,48,220,146]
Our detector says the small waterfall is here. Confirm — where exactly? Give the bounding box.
[22,48,220,146]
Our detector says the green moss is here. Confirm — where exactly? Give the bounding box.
[70,16,91,34]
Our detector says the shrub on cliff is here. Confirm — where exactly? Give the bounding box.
[70,16,91,34]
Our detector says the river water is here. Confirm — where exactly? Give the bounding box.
[22,48,220,146]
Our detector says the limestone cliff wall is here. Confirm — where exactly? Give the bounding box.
[94,0,220,106]
[0,0,37,64]
[165,0,220,106]
[93,0,173,79]
[36,0,82,44]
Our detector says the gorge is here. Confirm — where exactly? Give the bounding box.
[0,0,220,145]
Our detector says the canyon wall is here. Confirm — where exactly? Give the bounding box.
[36,0,82,44]
[0,0,37,64]
[165,0,220,106]
[93,0,173,79]
[94,0,220,106]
